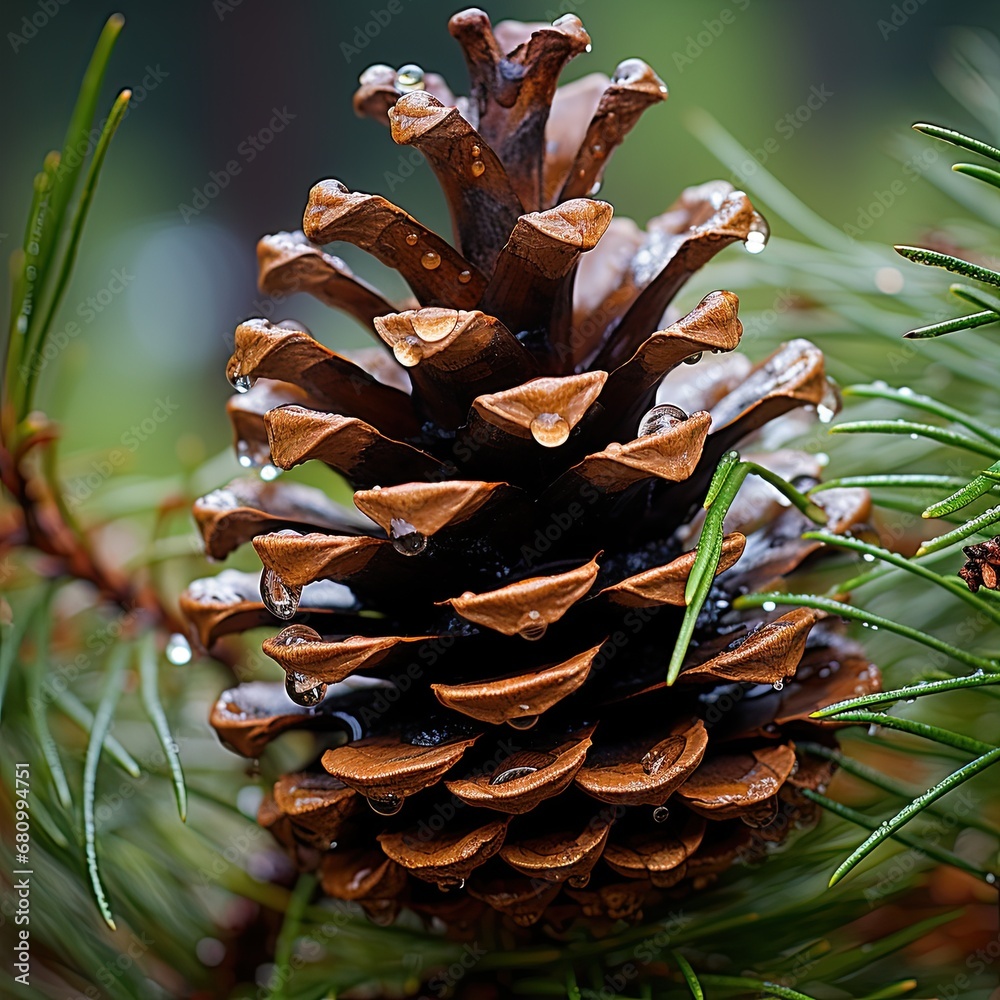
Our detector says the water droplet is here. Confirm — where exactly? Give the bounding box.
[653,805,670,823]
[682,352,703,365]
[392,335,423,367]
[909,433,919,440]
[237,440,255,468]
[420,250,441,270]
[591,143,605,159]
[516,610,548,641]
[529,412,570,448]
[284,671,327,707]
[260,567,302,619]
[389,517,427,556]
[166,633,192,665]
[260,463,281,482]
[568,873,591,888]
[588,180,602,196]
[638,403,688,437]
[367,793,404,816]
[470,144,481,158]
[986,872,997,885]
[817,403,835,423]
[470,160,486,177]
[458,270,472,284]
[490,765,539,785]
[231,372,255,393]
[507,714,539,730]
[743,214,770,254]
[862,553,876,563]
[762,601,777,612]
[394,63,425,93]
[405,232,419,246]
[772,679,784,692]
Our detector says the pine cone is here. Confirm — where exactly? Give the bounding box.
[182,9,879,932]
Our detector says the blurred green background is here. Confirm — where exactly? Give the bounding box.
[4,0,1000,494]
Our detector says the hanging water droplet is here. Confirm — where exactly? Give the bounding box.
[458,270,472,284]
[588,180,602,196]
[260,567,302,619]
[389,517,427,556]
[743,214,770,254]
[529,412,570,447]
[638,403,688,437]
[166,633,192,665]
[986,872,997,885]
[237,439,255,469]
[392,335,423,367]
[420,250,441,270]
[405,232,419,246]
[567,872,591,888]
[653,805,670,823]
[231,372,255,393]
[367,793,404,816]
[772,679,784,692]
[682,352,703,365]
[762,600,777,612]
[470,160,486,177]
[517,610,547,641]
[284,671,328,707]
[507,714,539,730]
[862,553,876,563]
[394,63,425,93]
[260,463,281,482]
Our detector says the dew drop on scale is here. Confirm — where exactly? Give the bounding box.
[284,671,327,707]
[530,412,570,447]
[638,403,688,437]
[392,335,423,368]
[507,714,539,730]
[394,64,425,93]
[367,793,404,816]
[405,232,418,246]
[421,251,441,270]
[653,805,670,823]
[517,610,547,641]
[260,567,302,619]
[390,517,427,556]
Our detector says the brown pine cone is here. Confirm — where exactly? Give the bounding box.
[181,9,879,932]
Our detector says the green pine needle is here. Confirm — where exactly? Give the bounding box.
[912,122,1000,162]
[915,503,1000,555]
[953,161,1000,190]
[672,953,704,1000]
[895,244,1000,288]
[811,670,1000,717]
[829,419,1000,459]
[826,747,1000,887]
[903,310,998,339]
[83,643,130,931]
[138,634,187,822]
